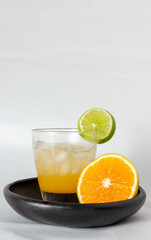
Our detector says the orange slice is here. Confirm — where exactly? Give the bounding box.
[77,154,139,203]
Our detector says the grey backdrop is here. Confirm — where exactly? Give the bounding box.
[0,0,151,239]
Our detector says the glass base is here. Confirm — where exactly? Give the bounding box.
[40,190,79,203]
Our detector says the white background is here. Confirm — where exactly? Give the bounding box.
[0,0,151,239]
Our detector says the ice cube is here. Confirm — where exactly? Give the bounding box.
[57,143,71,151]
[53,151,69,163]
[71,164,80,174]
[69,144,94,153]
[69,145,84,153]
[60,160,70,175]
[74,152,86,160]
[34,141,50,150]
[71,152,86,174]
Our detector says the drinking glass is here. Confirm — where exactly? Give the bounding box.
[32,128,97,202]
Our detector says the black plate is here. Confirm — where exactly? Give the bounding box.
[3,178,146,228]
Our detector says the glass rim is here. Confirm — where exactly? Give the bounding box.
[32,128,97,134]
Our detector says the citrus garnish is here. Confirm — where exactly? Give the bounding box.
[78,108,116,144]
[77,153,139,203]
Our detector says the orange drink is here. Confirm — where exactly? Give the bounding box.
[32,129,97,201]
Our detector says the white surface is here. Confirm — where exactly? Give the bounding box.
[0,0,151,239]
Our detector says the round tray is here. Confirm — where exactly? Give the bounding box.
[4,178,146,228]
